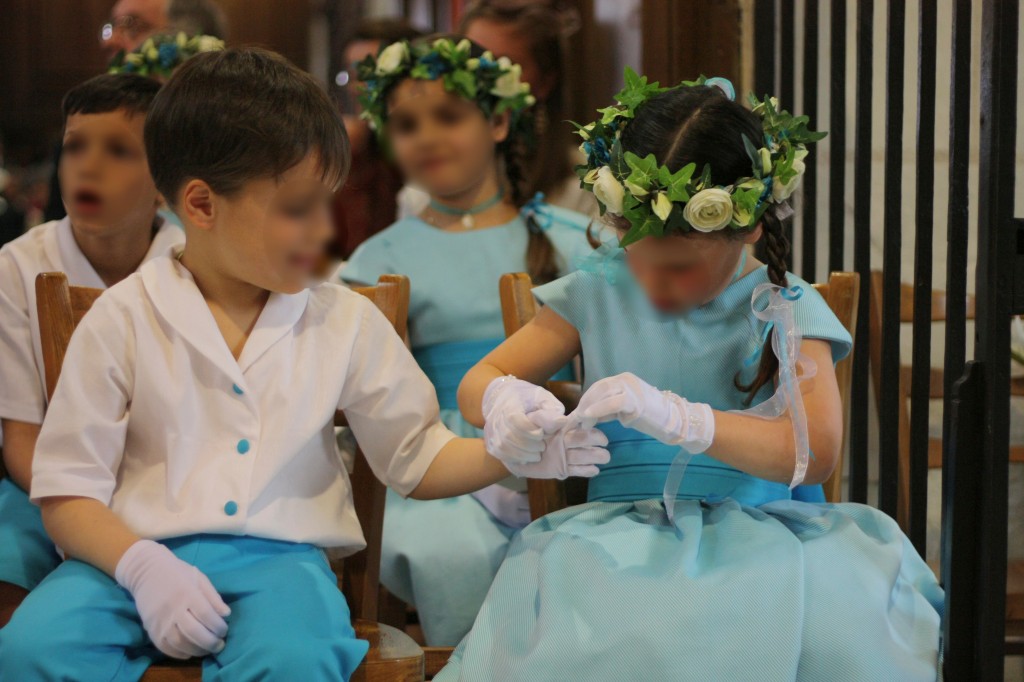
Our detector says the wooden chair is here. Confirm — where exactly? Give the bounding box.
[867,270,1024,653]
[35,271,424,682]
[499,270,861,519]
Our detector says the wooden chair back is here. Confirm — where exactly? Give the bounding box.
[344,274,410,623]
[35,271,423,682]
[499,270,861,519]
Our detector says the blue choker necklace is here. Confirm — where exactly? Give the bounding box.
[429,189,505,229]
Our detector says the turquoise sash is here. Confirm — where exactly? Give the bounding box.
[587,421,792,507]
[413,338,573,410]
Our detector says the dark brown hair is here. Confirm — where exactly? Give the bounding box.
[618,85,792,402]
[62,73,162,124]
[145,48,350,205]
[458,0,578,203]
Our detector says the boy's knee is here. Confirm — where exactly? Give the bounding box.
[261,632,368,680]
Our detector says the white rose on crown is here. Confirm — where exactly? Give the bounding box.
[491,64,526,99]
[772,148,808,202]
[196,35,223,53]
[375,42,408,76]
[683,188,733,232]
[593,166,625,214]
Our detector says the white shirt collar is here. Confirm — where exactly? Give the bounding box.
[140,248,311,378]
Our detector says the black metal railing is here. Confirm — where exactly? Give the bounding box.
[752,0,1020,678]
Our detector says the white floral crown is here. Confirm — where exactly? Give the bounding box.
[357,37,535,134]
[574,69,826,246]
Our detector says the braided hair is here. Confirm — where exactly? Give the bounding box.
[618,84,791,402]
[499,122,560,284]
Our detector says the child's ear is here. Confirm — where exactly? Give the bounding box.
[181,180,216,230]
[744,224,764,244]
[490,111,511,144]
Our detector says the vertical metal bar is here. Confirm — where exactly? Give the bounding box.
[828,0,848,274]
[779,0,796,270]
[877,0,905,519]
[941,3,971,493]
[753,0,777,269]
[941,362,985,679]
[800,0,820,280]
[849,0,874,505]
[907,0,936,555]
[939,0,972,661]
[969,0,1017,674]
[753,0,777,99]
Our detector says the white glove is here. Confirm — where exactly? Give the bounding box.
[482,376,567,464]
[575,372,715,453]
[502,412,610,479]
[115,539,231,659]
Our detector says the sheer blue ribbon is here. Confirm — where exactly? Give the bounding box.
[662,283,817,524]
[521,192,554,230]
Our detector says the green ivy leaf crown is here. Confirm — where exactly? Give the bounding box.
[574,68,827,247]
[356,37,536,136]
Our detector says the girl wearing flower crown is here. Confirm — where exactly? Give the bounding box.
[340,36,598,647]
[438,72,943,680]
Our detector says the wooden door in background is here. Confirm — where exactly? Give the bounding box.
[641,0,742,90]
[216,0,311,70]
[0,0,111,161]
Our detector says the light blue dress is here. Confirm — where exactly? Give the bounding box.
[438,264,944,681]
[341,201,594,646]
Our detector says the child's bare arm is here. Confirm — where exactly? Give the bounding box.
[457,305,581,427]
[408,438,511,500]
[39,496,141,577]
[1,419,40,492]
[705,339,843,485]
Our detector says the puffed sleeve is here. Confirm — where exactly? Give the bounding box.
[789,276,854,364]
[531,270,595,333]
[337,300,456,496]
[0,250,45,425]
[31,295,135,504]
[340,231,395,286]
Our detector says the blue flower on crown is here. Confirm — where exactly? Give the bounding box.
[420,52,450,79]
[583,138,610,167]
[158,43,179,69]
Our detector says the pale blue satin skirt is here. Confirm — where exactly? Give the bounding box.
[437,497,943,681]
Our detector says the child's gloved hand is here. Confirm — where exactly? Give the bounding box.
[482,376,568,464]
[574,372,715,454]
[503,413,610,479]
[115,539,231,659]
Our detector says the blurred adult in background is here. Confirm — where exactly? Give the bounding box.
[328,18,423,266]
[44,0,227,224]
[100,0,227,61]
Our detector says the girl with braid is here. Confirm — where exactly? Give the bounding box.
[440,74,943,680]
[340,36,595,646]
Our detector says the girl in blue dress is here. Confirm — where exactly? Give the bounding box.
[340,36,595,646]
[440,73,943,680]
